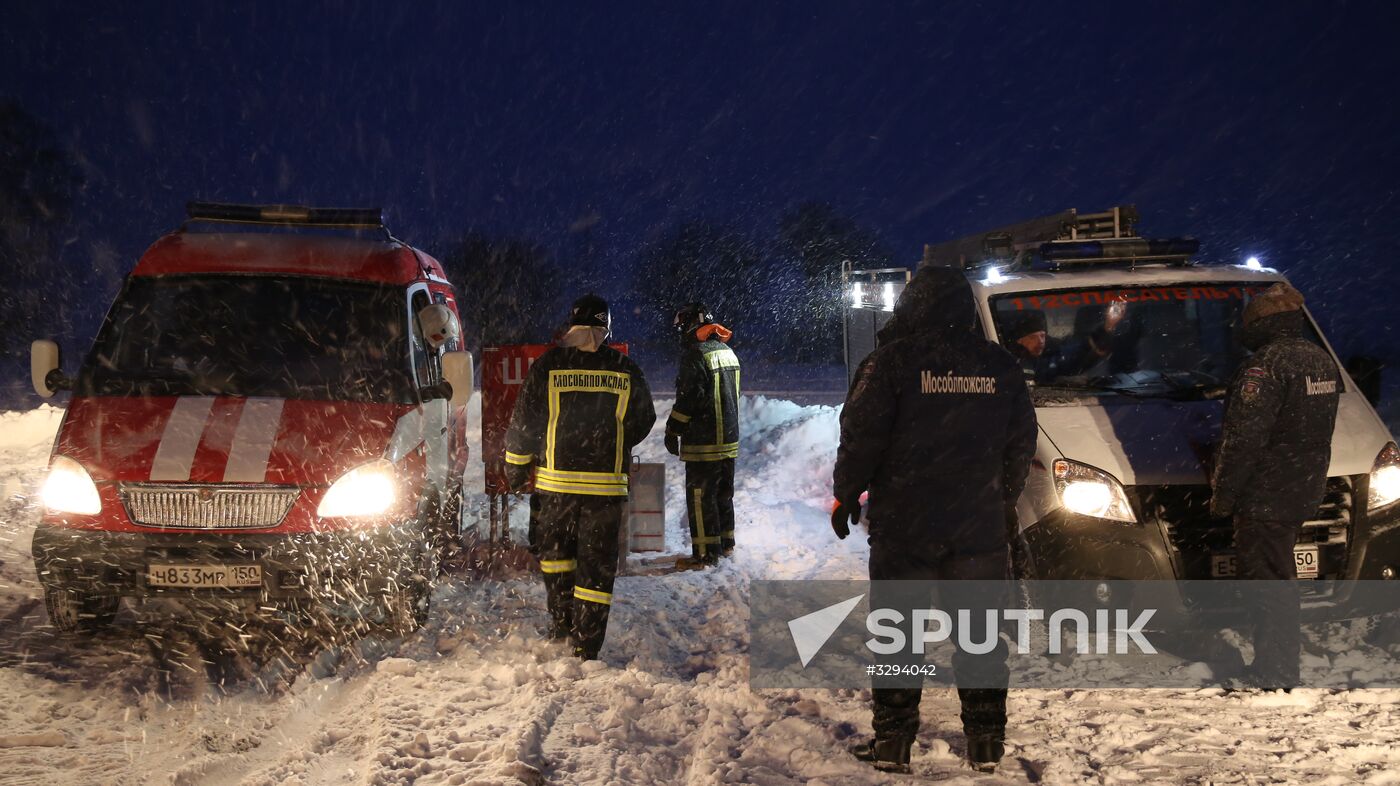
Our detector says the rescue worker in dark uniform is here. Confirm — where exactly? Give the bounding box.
[664,303,741,569]
[1004,302,1126,384]
[1211,282,1339,689]
[505,295,657,660]
[833,267,1037,773]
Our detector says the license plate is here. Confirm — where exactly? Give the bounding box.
[1210,546,1320,579]
[146,563,263,588]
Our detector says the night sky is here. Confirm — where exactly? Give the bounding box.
[4,2,1399,367]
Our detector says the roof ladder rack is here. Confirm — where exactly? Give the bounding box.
[183,202,390,237]
[919,205,1196,270]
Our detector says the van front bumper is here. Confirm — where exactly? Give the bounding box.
[31,522,427,604]
[1021,508,1400,624]
[1022,509,1175,582]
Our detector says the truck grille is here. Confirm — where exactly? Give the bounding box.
[122,483,300,530]
[1143,476,1354,579]
[1299,476,1353,547]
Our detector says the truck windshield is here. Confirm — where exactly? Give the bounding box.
[79,275,414,402]
[989,282,1327,400]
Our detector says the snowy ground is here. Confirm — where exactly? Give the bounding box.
[1,398,1398,785]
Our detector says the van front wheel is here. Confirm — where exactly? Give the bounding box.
[428,482,465,572]
[43,588,119,633]
[382,538,437,636]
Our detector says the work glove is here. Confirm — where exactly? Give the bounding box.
[505,463,532,494]
[665,432,680,456]
[830,496,861,540]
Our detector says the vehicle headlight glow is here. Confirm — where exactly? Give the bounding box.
[318,459,398,517]
[882,282,896,311]
[1053,459,1136,522]
[850,282,863,307]
[1368,443,1400,512]
[41,455,102,515]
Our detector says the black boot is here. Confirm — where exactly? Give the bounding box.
[966,735,1004,773]
[851,736,913,774]
[958,686,1007,772]
[546,617,570,641]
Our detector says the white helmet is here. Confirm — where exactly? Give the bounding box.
[418,304,461,349]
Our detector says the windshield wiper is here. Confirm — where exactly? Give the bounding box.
[1029,383,1113,396]
[1093,376,1226,401]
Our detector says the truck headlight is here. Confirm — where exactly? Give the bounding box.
[41,456,102,515]
[318,459,398,517]
[1053,459,1136,522]
[1368,443,1400,512]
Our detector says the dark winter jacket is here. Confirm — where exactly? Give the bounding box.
[666,325,741,461]
[1011,336,1106,384]
[1211,311,1340,521]
[834,267,1038,553]
[505,345,656,496]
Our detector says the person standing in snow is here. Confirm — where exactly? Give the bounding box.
[832,267,1037,773]
[1211,282,1339,689]
[664,303,742,570]
[504,294,657,660]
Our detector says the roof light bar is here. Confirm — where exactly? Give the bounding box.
[185,202,385,229]
[1040,237,1199,265]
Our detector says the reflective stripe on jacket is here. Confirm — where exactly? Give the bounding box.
[505,345,657,496]
[667,336,741,462]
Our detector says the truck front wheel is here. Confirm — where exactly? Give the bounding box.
[43,588,119,633]
[380,535,438,636]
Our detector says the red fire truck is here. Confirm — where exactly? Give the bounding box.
[29,203,473,634]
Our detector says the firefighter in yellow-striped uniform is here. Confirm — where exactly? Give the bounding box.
[665,303,741,569]
[505,295,656,659]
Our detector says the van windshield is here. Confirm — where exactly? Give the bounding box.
[79,275,414,402]
[989,282,1327,400]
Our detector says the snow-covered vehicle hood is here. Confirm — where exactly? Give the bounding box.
[1036,391,1389,487]
[54,395,418,486]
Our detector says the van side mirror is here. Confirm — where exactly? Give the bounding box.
[441,351,474,409]
[1346,355,1384,407]
[31,340,71,398]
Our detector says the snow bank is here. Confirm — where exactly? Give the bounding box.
[0,405,63,612]
[0,405,63,497]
